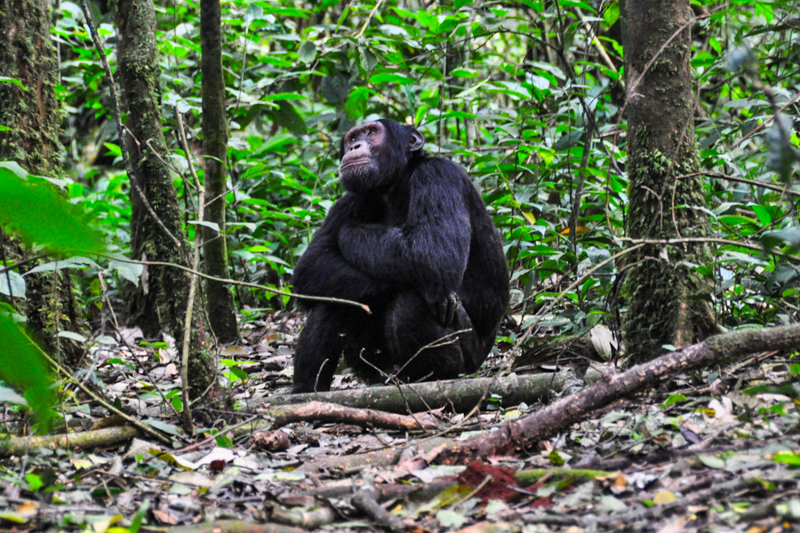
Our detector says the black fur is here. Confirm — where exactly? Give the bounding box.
[291,119,509,393]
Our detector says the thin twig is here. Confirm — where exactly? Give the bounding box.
[355,0,386,39]
[683,171,800,197]
[92,253,373,313]
[176,109,203,435]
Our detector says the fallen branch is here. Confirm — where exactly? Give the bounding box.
[266,370,601,414]
[441,323,800,462]
[264,503,336,530]
[163,520,305,533]
[0,426,138,457]
[352,484,405,531]
[264,401,441,431]
[299,437,451,472]
[279,468,610,502]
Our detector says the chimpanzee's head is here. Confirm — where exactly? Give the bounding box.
[338,119,425,194]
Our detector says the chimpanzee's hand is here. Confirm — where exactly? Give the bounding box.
[425,292,460,326]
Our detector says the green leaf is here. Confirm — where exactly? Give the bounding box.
[298,40,317,65]
[369,72,414,85]
[58,331,87,343]
[0,305,56,428]
[751,204,772,226]
[360,48,377,73]
[0,161,28,178]
[130,501,149,533]
[603,1,620,27]
[244,3,263,29]
[697,454,725,469]
[0,76,25,89]
[262,93,306,101]
[345,87,369,120]
[25,256,100,275]
[0,167,106,256]
[449,68,479,78]
[762,229,800,253]
[661,394,687,408]
[108,256,144,286]
[265,101,307,136]
[0,271,26,299]
[774,452,800,466]
[189,220,221,232]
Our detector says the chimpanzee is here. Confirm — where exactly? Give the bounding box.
[290,118,509,393]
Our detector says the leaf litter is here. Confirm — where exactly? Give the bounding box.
[0,309,799,532]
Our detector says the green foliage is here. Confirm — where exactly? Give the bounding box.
[0,304,56,429]
[0,165,105,256]
[0,163,107,429]
[47,0,800,340]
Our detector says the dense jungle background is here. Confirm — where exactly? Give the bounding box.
[1,0,799,530]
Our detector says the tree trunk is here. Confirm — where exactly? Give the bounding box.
[0,0,84,365]
[201,0,239,344]
[114,0,216,394]
[622,0,712,363]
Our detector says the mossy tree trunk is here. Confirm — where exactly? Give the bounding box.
[115,0,216,395]
[0,0,84,365]
[622,0,713,363]
[201,0,239,344]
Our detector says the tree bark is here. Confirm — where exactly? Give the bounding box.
[0,0,84,365]
[201,0,239,343]
[114,0,216,394]
[623,0,712,363]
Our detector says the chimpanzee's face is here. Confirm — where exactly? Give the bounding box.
[339,121,385,193]
[339,120,424,195]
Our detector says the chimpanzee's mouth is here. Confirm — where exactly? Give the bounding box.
[341,158,371,170]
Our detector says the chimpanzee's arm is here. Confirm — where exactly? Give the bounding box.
[337,159,471,298]
[292,194,389,306]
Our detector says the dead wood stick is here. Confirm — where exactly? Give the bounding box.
[280,468,610,503]
[299,437,451,472]
[161,520,305,533]
[280,479,457,503]
[264,401,440,431]
[0,426,139,457]
[352,484,405,531]
[264,503,336,530]
[441,323,800,462]
[266,370,599,413]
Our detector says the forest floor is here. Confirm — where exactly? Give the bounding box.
[1,310,798,532]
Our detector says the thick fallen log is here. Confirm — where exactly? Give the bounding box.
[266,370,599,413]
[441,323,800,462]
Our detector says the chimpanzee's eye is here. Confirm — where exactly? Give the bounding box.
[367,128,376,136]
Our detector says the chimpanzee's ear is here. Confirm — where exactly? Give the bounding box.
[407,127,425,153]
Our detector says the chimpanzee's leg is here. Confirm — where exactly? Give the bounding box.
[292,304,385,393]
[384,292,484,383]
